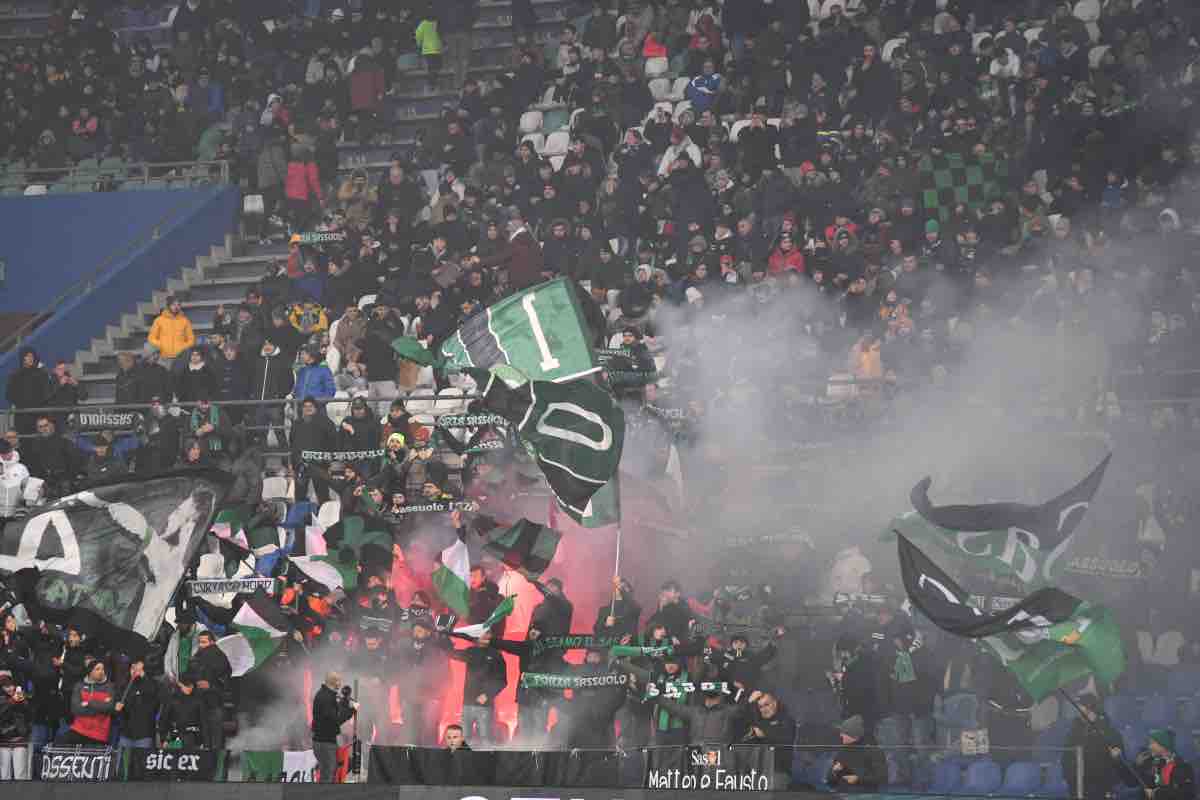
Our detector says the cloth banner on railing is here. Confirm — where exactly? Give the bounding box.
[367,747,624,787]
[40,745,115,782]
[122,748,228,781]
[643,746,775,791]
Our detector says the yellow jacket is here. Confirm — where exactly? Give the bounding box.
[148,309,195,358]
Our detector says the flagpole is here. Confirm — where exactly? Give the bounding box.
[609,526,622,618]
[1056,689,1150,793]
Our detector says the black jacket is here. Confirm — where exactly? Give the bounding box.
[119,676,162,741]
[158,689,208,741]
[1063,712,1123,797]
[593,597,642,641]
[448,643,508,707]
[311,683,355,743]
[136,362,174,402]
[649,695,753,747]
[6,350,49,410]
[25,434,80,482]
[530,584,573,638]
[189,643,232,710]
[250,347,294,400]
[291,414,338,469]
[827,737,888,791]
[469,580,506,638]
[646,601,695,642]
[0,692,33,745]
[114,366,142,405]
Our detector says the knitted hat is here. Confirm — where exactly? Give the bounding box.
[925,219,940,234]
[838,715,865,740]
[1149,729,1177,753]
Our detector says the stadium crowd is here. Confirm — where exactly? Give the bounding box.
[2,0,1200,789]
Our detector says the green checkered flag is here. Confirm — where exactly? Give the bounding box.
[919,151,1009,223]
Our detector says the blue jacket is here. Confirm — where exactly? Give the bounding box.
[293,364,336,401]
[685,74,721,113]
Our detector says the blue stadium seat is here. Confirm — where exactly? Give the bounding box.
[1143,695,1172,727]
[1106,695,1139,727]
[1001,761,1042,796]
[964,760,1004,795]
[931,760,963,794]
[1121,724,1149,756]
[1178,696,1200,727]
[1168,668,1200,698]
[1044,763,1071,798]
[1176,732,1198,763]
[1035,720,1074,760]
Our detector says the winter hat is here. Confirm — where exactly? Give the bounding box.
[925,219,940,234]
[1149,729,1177,753]
[838,715,866,740]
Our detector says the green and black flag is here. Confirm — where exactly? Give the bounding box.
[898,534,1125,701]
[889,455,1111,585]
[467,367,624,516]
[0,470,232,655]
[440,278,600,383]
[481,518,562,580]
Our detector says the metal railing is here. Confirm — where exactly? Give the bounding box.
[0,159,230,194]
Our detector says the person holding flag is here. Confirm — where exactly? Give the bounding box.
[1117,729,1196,800]
[1062,694,1125,800]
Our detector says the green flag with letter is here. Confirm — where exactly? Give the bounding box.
[467,367,624,517]
[440,277,599,383]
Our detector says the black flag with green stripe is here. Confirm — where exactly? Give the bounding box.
[467,367,624,516]
[482,519,562,579]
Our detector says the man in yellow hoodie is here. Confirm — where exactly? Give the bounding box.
[147,296,195,367]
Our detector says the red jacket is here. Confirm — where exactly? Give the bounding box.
[768,246,806,275]
[70,680,115,743]
[350,67,386,111]
[285,161,323,203]
[480,229,544,289]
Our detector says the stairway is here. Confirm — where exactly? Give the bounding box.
[72,240,287,404]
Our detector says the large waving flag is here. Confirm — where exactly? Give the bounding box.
[898,534,1125,701]
[480,518,562,579]
[440,278,600,383]
[468,367,624,517]
[0,470,231,655]
[888,455,1111,585]
[217,593,290,676]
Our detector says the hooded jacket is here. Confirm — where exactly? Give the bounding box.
[251,345,295,400]
[6,348,49,411]
[148,309,196,359]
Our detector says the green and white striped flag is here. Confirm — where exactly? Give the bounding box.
[432,528,471,616]
[291,555,358,593]
[454,595,516,639]
[217,594,290,676]
[440,277,599,383]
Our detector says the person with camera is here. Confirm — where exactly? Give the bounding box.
[312,672,359,783]
[0,674,32,780]
[1116,729,1196,800]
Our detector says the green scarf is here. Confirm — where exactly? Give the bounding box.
[893,651,917,684]
[656,669,689,731]
[191,406,223,451]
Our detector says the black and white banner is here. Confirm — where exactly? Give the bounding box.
[188,577,276,597]
[644,747,775,792]
[123,749,227,781]
[40,745,114,782]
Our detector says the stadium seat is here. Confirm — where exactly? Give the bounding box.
[644,57,669,78]
[549,154,565,172]
[930,760,963,793]
[1001,761,1042,796]
[518,110,544,135]
[1106,695,1139,726]
[648,77,671,102]
[1168,668,1200,698]
[1178,696,1200,727]
[1044,763,1071,798]
[543,131,571,157]
[972,31,993,53]
[882,37,907,62]
[964,760,1004,794]
[262,476,289,501]
[397,52,420,70]
[433,387,469,417]
[358,294,377,309]
[673,100,692,121]
[729,119,751,143]
[1035,720,1074,760]
[1142,695,1172,727]
[1024,26,1044,44]
[1121,724,1148,756]
[1088,44,1111,69]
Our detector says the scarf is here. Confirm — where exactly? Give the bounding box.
[893,650,917,684]
[191,406,222,451]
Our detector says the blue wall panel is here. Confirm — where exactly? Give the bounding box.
[0,187,240,405]
[0,189,225,313]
